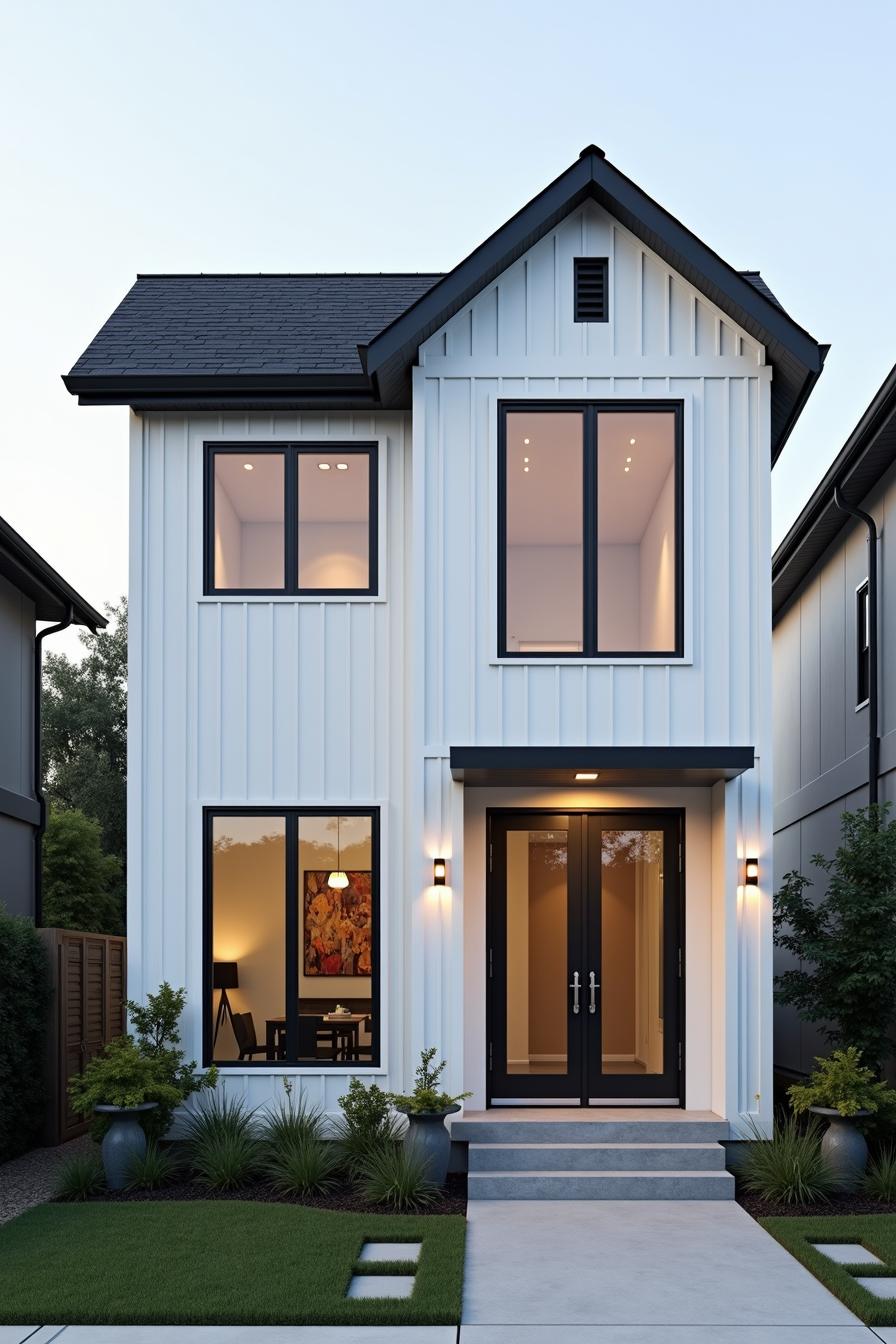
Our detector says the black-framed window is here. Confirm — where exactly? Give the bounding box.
[498,402,684,658]
[204,807,380,1068]
[205,443,378,596]
[857,580,870,707]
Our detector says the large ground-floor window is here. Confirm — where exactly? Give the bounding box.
[204,808,379,1067]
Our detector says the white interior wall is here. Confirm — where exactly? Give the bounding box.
[213,476,241,588]
[638,464,675,650]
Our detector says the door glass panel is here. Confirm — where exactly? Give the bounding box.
[600,829,664,1075]
[506,829,568,1074]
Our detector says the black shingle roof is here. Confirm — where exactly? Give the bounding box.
[67,273,443,382]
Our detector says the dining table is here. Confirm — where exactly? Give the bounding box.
[264,1012,371,1062]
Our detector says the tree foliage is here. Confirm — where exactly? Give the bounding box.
[41,597,127,871]
[0,905,52,1161]
[774,804,896,1071]
[42,807,123,934]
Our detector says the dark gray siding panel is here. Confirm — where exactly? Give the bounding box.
[0,814,35,918]
[0,573,34,799]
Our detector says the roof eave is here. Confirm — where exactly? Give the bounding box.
[0,518,107,630]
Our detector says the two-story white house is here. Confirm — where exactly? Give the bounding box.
[65,146,827,1192]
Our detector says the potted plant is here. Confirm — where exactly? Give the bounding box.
[388,1047,471,1187]
[788,1047,896,1190]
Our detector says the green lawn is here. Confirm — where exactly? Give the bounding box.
[762,1214,896,1326]
[0,1201,465,1326]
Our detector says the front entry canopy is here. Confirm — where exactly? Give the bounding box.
[449,746,754,789]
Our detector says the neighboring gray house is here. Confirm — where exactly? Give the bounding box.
[772,364,896,1078]
[0,515,105,920]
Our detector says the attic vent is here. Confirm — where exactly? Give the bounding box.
[574,257,609,322]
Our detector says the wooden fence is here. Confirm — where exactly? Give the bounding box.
[38,928,127,1145]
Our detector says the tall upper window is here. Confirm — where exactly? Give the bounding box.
[499,403,682,657]
[206,444,377,595]
[857,580,870,707]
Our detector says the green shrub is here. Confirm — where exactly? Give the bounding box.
[258,1080,326,1154]
[53,1150,104,1202]
[357,1141,439,1210]
[335,1077,400,1173]
[789,1048,896,1118]
[738,1112,837,1205]
[126,983,217,1138]
[125,1140,181,1191]
[184,1092,258,1190]
[0,905,52,1162]
[388,1046,471,1115]
[42,807,123,935]
[264,1134,342,1196]
[864,1146,896,1202]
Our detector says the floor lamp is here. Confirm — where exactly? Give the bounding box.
[213,961,239,1048]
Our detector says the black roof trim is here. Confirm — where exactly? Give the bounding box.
[0,515,107,629]
[449,745,754,788]
[365,147,826,461]
[772,362,896,619]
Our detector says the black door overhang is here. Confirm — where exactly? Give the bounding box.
[451,745,754,789]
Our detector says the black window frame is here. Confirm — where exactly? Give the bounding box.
[857,579,871,709]
[497,400,685,660]
[202,805,381,1069]
[204,442,379,597]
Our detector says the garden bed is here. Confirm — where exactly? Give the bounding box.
[738,1188,896,1220]
[70,1167,467,1216]
[0,1200,466,1325]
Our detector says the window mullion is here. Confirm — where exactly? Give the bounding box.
[285,448,299,593]
[285,812,299,1063]
[583,407,598,655]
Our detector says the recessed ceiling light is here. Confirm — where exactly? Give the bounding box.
[318,463,331,471]
[243,463,254,471]
[575,771,599,781]
[524,438,530,445]
[336,462,349,470]
[524,456,529,463]
[630,437,636,445]
[626,456,632,463]
[524,466,530,473]
[624,466,630,473]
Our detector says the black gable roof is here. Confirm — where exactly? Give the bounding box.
[65,148,826,458]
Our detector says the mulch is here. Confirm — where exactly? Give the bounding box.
[737,1187,896,1220]
[72,1170,467,1216]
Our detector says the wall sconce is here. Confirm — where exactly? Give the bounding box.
[433,858,447,887]
[745,857,759,886]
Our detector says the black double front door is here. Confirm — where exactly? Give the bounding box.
[488,811,682,1106]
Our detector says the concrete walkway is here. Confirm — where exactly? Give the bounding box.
[459,1199,882,1342]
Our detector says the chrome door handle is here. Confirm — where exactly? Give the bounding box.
[569,971,581,1015]
[588,971,599,1014]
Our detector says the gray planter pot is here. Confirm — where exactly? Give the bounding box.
[94,1102,157,1191]
[398,1104,461,1187]
[810,1106,870,1192]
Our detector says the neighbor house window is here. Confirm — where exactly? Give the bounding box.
[499,403,682,657]
[857,580,870,707]
[206,808,379,1067]
[206,444,377,595]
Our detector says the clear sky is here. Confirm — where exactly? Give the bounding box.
[2,0,894,657]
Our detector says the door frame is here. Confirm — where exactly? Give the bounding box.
[485,806,686,1108]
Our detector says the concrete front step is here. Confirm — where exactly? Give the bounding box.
[468,1141,727,1172]
[467,1169,736,1200]
[453,1118,729,1144]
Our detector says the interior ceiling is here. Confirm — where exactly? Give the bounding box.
[215,452,369,524]
[506,411,674,545]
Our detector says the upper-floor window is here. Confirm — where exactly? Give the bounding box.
[857,579,870,707]
[498,402,683,658]
[205,443,377,596]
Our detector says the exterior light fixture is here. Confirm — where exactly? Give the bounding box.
[318,462,331,471]
[433,858,447,886]
[328,816,349,889]
[243,462,254,471]
[745,857,759,886]
[575,772,599,781]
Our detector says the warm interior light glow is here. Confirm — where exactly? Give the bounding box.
[327,870,350,890]
[336,462,349,470]
[243,463,254,471]
[318,462,331,471]
[523,438,530,444]
[630,438,636,445]
[575,772,599,781]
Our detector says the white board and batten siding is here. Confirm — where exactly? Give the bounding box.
[413,202,774,1124]
[127,410,413,1111]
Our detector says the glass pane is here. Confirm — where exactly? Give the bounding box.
[506,829,568,1074]
[600,829,664,1075]
[213,453,285,589]
[298,814,374,1064]
[505,412,583,652]
[597,412,676,651]
[210,815,285,1063]
[298,453,370,590]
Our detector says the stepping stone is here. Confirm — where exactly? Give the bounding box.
[359,1241,423,1263]
[813,1242,884,1265]
[854,1277,896,1298]
[347,1274,416,1299]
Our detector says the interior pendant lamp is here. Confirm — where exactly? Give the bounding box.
[328,815,349,890]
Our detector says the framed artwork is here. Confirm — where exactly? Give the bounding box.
[303,870,372,976]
